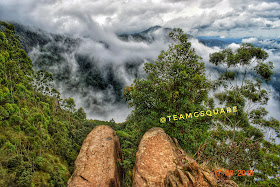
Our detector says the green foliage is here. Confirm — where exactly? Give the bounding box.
[121,30,280,186]
[124,28,210,133]
[2,20,279,186]
[74,107,87,120]
[202,42,280,185]
[122,28,212,185]
[0,21,101,186]
[62,97,76,113]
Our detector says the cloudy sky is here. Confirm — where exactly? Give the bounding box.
[1,0,280,38]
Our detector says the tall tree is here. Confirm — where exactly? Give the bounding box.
[124,28,211,152]
[200,43,280,185]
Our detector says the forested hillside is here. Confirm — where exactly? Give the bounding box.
[0,21,125,186]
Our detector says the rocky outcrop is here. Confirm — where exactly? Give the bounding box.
[67,125,122,187]
[68,125,238,187]
[132,127,178,186]
[133,127,238,187]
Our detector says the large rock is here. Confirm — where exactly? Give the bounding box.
[67,125,122,187]
[133,127,178,186]
[133,127,238,187]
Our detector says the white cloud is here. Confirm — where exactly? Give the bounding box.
[26,26,171,122]
[227,43,240,50]
[248,2,280,11]
[242,37,258,43]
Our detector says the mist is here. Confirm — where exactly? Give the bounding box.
[20,25,171,122]
[7,21,280,124]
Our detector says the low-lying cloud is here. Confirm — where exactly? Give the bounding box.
[24,25,171,122]
[1,0,280,123]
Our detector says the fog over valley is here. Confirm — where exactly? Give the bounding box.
[1,0,280,123]
[7,23,280,125]
[2,1,280,186]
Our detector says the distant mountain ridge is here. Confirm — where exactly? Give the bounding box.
[9,22,280,120]
[11,23,167,121]
[118,25,172,43]
[197,35,280,51]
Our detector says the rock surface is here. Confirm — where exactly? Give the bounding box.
[133,127,238,187]
[133,127,178,186]
[67,125,122,187]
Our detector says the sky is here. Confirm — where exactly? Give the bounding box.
[0,0,280,38]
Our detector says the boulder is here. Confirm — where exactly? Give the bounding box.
[133,127,238,187]
[67,125,122,187]
[133,127,178,186]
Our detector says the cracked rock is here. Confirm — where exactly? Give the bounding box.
[67,125,122,187]
[133,127,238,187]
[133,127,178,186]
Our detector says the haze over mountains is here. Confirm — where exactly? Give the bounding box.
[1,1,280,185]
[10,22,280,123]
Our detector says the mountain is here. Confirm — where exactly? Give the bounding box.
[10,23,176,122]
[2,21,280,186]
[197,37,229,48]
[12,23,148,122]
[10,23,280,122]
[118,25,172,43]
[197,36,280,51]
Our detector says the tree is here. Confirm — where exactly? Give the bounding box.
[74,107,86,120]
[124,28,211,152]
[62,97,76,113]
[209,43,274,140]
[0,21,93,186]
[201,43,280,185]
[32,70,55,97]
